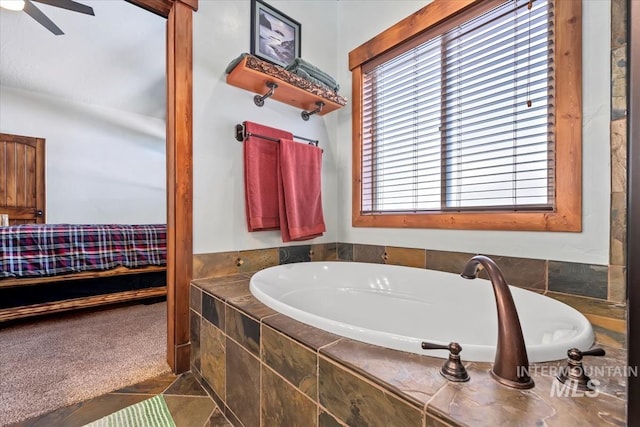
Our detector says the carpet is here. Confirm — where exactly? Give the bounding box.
[0,301,170,426]
[83,395,175,427]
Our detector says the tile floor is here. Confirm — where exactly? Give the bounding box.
[9,372,231,427]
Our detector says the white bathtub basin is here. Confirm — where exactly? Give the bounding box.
[250,261,595,363]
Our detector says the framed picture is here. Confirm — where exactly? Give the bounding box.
[250,0,301,68]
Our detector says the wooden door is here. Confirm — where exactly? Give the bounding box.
[0,133,45,224]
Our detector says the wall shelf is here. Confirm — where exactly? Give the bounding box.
[226,56,347,117]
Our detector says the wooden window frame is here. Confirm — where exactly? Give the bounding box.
[349,0,582,231]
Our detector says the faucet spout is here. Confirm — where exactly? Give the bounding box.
[461,255,534,389]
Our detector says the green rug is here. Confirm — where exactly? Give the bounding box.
[84,395,175,427]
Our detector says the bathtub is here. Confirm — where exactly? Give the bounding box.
[249,261,595,363]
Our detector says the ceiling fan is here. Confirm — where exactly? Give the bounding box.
[0,0,94,35]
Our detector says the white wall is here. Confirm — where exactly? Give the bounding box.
[0,0,612,262]
[336,0,611,265]
[0,86,166,224]
[193,0,339,254]
[193,0,611,265]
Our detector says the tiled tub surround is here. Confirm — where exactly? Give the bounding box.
[190,275,627,427]
[193,242,627,349]
[193,243,620,302]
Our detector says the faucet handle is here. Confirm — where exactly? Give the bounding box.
[556,347,606,391]
[422,341,461,354]
[421,341,470,382]
[569,347,606,360]
[421,341,448,351]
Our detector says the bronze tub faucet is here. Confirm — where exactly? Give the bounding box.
[461,255,535,389]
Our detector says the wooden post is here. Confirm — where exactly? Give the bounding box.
[166,0,193,374]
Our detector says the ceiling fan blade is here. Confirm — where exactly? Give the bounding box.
[31,0,94,16]
[23,0,64,35]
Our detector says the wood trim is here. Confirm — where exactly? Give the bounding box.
[351,211,580,231]
[0,266,166,288]
[125,0,197,18]
[166,0,193,374]
[0,287,167,322]
[628,0,639,423]
[175,343,191,374]
[126,0,173,17]
[166,2,177,372]
[351,67,363,226]
[177,0,197,12]
[552,0,583,230]
[348,0,482,70]
[350,0,582,232]
[35,136,45,223]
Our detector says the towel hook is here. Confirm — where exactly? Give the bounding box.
[254,82,278,107]
[301,101,324,121]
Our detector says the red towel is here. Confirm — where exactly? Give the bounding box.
[277,138,326,242]
[244,122,293,231]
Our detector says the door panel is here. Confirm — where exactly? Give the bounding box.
[0,133,45,224]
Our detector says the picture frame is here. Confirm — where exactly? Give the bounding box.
[250,0,301,68]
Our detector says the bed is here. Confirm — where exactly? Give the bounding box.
[0,224,167,322]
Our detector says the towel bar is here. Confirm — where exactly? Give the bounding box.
[235,123,319,147]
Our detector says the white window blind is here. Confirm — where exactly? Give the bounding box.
[361,0,555,213]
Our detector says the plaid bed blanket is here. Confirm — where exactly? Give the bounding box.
[0,224,166,278]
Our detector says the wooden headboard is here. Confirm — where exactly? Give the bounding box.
[0,133,46,225]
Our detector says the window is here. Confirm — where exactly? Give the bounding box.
[349,0,582,231]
